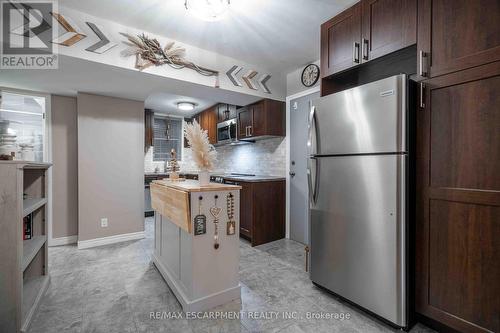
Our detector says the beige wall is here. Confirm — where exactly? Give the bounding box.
[51,95,78,238]
[77,93,144,241]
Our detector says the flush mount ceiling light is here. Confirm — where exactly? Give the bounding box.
[184,0,231,22]
[177,102,196,111]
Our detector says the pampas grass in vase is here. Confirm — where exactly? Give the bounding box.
[184,119,217,186]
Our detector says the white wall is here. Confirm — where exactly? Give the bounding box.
[286,60,320,97]
[52,6,286,101]
[77,93,144,242]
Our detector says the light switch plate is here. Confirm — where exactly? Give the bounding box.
[100,218,108,227]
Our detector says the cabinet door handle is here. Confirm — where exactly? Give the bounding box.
[419,50,428,77]
[362,38,369,60]
[420,83,425,108]
[248,126,252,136]
[353,42,360,63]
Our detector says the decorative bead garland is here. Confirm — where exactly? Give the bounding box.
[226,193,236,235]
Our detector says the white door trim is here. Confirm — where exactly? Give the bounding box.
[285,86,321,240]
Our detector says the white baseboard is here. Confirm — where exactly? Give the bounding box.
[49,235,78,246]
[77,231,145,250]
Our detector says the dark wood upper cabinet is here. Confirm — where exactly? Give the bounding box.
[237,99,285,140]
[217,103,237,122]
[206,107,217,144]
[321,0,416,78]
[249,102,265,137]
[361,0,416,62]
[416,62,500,333]
[192,106,217,144]
[321,3,362,77]
[144,109,154,152]
[416,0,500,80]
[237,106,252,138]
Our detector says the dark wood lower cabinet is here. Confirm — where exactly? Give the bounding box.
[239,182,253,238]
[416,61,500,333]
[238,180,285,246]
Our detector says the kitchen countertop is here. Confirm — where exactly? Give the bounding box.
[152,179,241,192]
[215,174,286,183]
[145,172,196,178]
[145,172,285,182]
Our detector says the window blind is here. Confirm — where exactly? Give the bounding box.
[153,117,182,161]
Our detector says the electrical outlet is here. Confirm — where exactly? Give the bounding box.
[100,218,108,228]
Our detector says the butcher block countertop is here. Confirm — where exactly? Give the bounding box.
[152,179,242,192]
[150,179,241,234]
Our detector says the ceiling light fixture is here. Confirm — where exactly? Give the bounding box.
[177,102,196,111]
[184,0,231,22]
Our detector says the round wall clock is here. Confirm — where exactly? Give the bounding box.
[301,64,320,87]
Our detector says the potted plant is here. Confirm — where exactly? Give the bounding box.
[184,120,217,186]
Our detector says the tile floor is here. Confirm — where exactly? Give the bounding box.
[29,218,435,333]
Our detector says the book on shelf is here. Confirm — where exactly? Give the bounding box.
[23,214,32,240]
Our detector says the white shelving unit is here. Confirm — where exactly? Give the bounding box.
[22,236,47,271]
[23,198,48,218]
[0,161,51,333]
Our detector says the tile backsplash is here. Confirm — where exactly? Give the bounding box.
[145,137,286,177]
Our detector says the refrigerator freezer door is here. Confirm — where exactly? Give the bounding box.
[309,154,406,326]
[311,75,406,156]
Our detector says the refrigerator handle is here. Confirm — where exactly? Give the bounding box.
[308,105,318,156]
[307,165,313,204]
[307,157,319,205]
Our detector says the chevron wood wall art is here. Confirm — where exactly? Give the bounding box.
[85,22,117,54]
[10,3,51,38]
[226,66,272,94]
[226,65,243,87]
[242,70,258,90]
[51,12,86,46]
[258,74,272,94]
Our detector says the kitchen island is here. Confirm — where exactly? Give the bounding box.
[150,179,242,312]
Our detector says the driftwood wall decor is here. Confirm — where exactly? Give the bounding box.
[120,33,220,87]
[16,6,273,94]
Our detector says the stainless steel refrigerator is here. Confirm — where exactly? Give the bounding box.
[308,74,408,327]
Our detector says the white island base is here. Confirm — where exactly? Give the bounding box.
[151,180,241,312]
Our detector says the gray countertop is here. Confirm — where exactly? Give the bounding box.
[145,172,285,183]
[145,172,195,177]
[212,174,286,183]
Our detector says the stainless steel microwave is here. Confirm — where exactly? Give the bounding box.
[217,118,237,144]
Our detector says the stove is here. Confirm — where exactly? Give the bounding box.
[211,173,255,183]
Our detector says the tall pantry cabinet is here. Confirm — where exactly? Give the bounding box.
[414,1,500,332]
[320,0,500,332]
